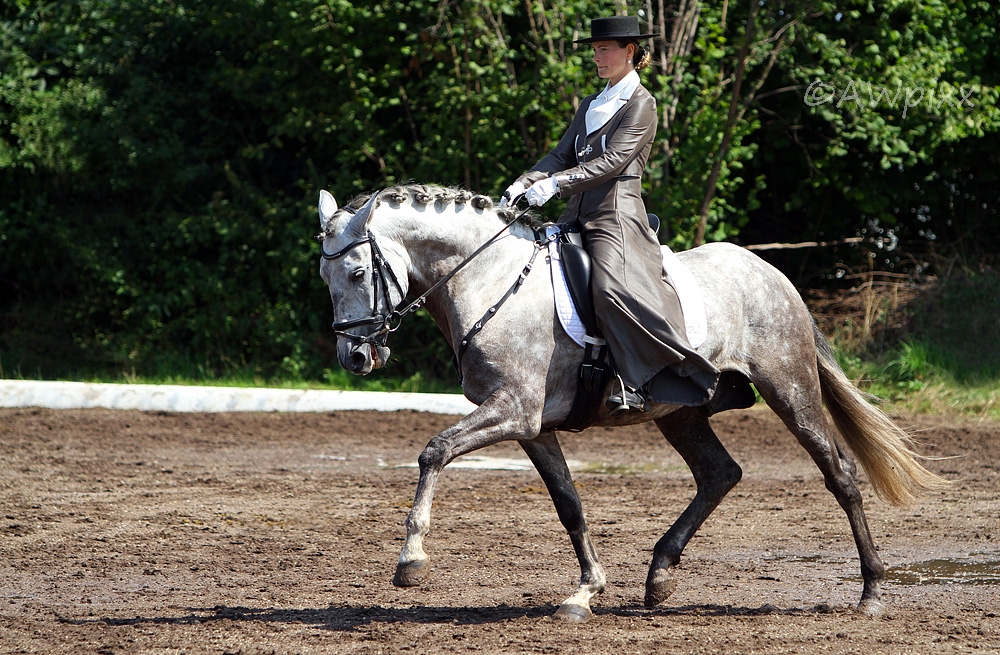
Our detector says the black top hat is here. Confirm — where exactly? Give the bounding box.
[574,16,658,44]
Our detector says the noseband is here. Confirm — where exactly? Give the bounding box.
[319,197,533,353]
[321,221,405,348]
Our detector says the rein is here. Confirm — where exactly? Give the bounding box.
[320,195,535,356]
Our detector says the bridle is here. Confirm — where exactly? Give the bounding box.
[320,206,405,349]
[319,192,534,360]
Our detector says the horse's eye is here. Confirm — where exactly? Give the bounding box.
[352,268,365,280]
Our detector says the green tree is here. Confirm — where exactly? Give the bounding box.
[738,0,1000,282]
[1,0,998,384]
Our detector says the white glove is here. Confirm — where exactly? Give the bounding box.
[525,176,559,207]
[498,181,526,207]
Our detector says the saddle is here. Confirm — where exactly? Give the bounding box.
[552,217,656,431]
[557,213,660,337]
[553,216,755,431]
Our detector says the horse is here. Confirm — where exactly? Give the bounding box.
[316,183,947,622]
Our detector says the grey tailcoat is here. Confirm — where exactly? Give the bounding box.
[517,84,719,404]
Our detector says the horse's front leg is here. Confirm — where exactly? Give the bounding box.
[393,387,539,587]
[519,431,606,623]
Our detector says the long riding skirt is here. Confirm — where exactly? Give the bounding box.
[581,211,719,405]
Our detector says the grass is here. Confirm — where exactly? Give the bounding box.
[837,344,1000,420]
[0,351,463,395]
[3,267,998,416]
[823,266,1000,420]
[7,339,996,419]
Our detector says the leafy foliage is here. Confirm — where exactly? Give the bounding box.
[1,0,998,383]
[740,0,1000,281]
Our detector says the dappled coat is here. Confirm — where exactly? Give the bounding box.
[515,84,719,404]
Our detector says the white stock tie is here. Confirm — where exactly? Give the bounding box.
[584,70,640,135]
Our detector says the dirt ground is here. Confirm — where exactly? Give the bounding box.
[1,405,998,654]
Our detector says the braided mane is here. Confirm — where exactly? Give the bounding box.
[344,184,542,228]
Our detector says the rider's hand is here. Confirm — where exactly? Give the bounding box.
[498,181,526,208]
[526,177,559,207]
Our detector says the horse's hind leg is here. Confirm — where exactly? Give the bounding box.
[519,431,606,622]
[645,409,743,607]
[754,372,886,615]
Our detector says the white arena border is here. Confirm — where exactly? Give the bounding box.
[0,379,476,415]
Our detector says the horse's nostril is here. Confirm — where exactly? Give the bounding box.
[349,350,368,371]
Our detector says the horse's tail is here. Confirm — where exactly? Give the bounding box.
[813,321,950,506]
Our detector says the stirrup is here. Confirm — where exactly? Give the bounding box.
[606,376,647,416]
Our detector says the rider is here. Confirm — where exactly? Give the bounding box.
[499,15,719,414]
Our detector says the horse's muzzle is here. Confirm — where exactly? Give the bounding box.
[339,341,390,375]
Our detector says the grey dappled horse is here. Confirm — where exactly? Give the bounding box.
[317,184,946,622]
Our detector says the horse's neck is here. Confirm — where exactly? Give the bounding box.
[380,207,538,355]
[392,209,535,297]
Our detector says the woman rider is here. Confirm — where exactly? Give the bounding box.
[499,15,719,414]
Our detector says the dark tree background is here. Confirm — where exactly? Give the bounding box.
[1,0,997,382]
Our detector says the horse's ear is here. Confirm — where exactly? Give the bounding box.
[318,190,338,230]
[345,191,379,238]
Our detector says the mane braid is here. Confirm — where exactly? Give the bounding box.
[347,184,542,228]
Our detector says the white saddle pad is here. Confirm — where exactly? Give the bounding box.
[545,231,707,350]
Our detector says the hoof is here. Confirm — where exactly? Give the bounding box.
[644,570,677,608]
[856,598,886,618]
[553,603,593,623]
[392,559,431,587]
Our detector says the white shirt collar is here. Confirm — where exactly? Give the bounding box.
[597,70,640,104]
[586,70,640,135]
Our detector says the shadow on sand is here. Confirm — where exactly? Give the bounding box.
[58,601,845,631]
